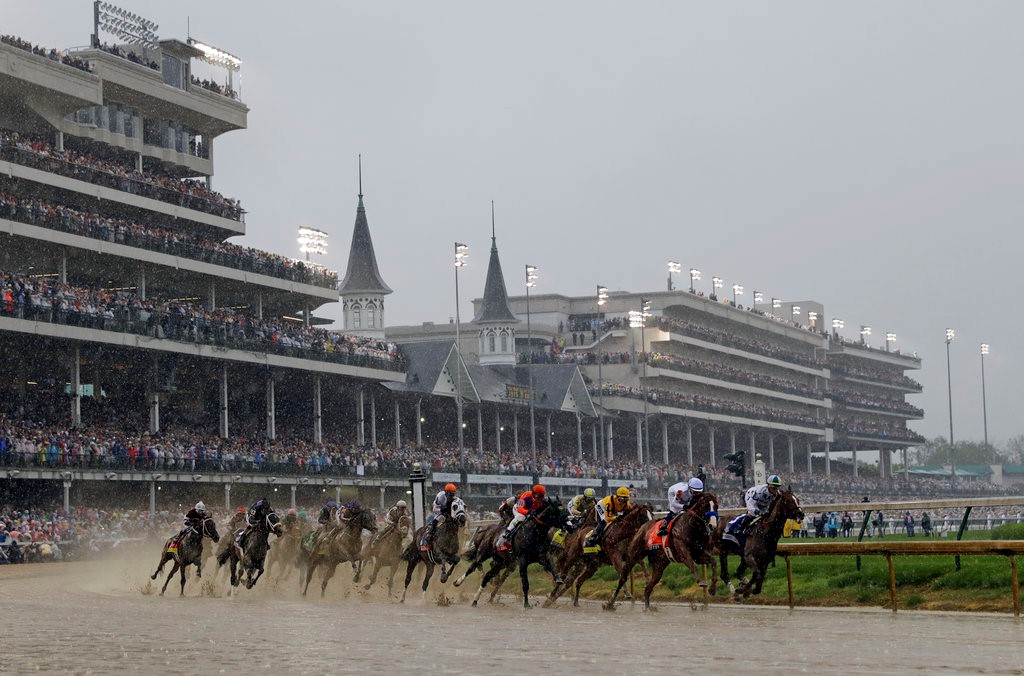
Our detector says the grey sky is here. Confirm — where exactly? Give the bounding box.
[7,1,1022,446]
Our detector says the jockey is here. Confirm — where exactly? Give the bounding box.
[565,488,597,531]
[283,508,301,532]
[225,505,247,535]
[246,498,273,530]
[318,499,338,526]
[585,486,631,547]
[657,477,703,536]
[738,475,783,533]
[176,501,207,543]
[496,484,546,548]
[372,500,408,544]
[425,483,457,547]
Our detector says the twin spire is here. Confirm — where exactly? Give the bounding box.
[338,154,392,296]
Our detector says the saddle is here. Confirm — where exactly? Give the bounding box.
[723,514,756,547]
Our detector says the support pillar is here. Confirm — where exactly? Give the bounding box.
[661,419,669,465]
[788,436,795,475]
[224,483,232,511]
[219,365,229,438]
[59,248,68,285]
[56,130,64,151]
[314,378,323,444]
[208,279,216,311]
[256,290,263,320]
[265,375,276,441]
[149,391,160,434]
[686,424,693,466]
[749,429,755,469]
[807,440,813,475]
[495,410,502,455]
[370,395,377,449]
[591,421,597,458]
[149,480,156,516]
[137,265,146,300]
[357,389,365,447]
[513,410,520,454]
[477,405,484,458]
[709,426,716,468]
[71,347,81,427]
[730,427,737,458]
[769,434,775,470]
[63,478,71,512]
[394,400,401,450]
[852,444,858,478]
[903,448,909,481]
[546,414,552,456]
[825,441,831,476]
[415,398,423,447]
[136,152,143,172]
[290,485,297,509]
[608,420,614,461]
[576,413,583,460]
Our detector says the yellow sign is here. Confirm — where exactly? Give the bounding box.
[505,385,533,402]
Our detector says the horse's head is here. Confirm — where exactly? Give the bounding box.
[773,487,804,523]
[449,497,468,528]
[267,511,284,535]
[202,516,221,543]
[398,514,412,534]
[536,496,568,529]
[691,491,719,530]
[357,507,378,532]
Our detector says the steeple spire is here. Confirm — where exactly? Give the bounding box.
[358,153,363,199]
[339,156,392,298]
[474,204,517,324]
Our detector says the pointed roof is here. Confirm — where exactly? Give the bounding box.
[339,165,392,296]
[473,234,518,323]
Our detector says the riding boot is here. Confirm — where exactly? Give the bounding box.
[657,513,672,537]
[586,520,605,547]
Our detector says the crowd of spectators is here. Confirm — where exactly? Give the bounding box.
[1,34,93,73]
[657,316,826,368]
[0,129,244,221]
[0,271,403,370]
[590,382,822,428]
[0,187,338,289]
[94,43,159,70]
[833,419,926,444]
[190,75,239,101]
[830,361,923,391]
[829,389,924,417]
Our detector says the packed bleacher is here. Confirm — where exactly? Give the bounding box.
[190,75,239,101]
[657,316,826,368]
[828,389,924,417]
[0,129,243,221]
[94,42,159,70]
[830,361,923,391]
[0,271,403,371]
[833,420,926,444]
[590,383,822,428]
[1,34,94,73]
[0,187,338,289]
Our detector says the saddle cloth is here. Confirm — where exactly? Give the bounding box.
[645,522,665,550]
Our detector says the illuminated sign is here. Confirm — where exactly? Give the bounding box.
[505,385,533,402]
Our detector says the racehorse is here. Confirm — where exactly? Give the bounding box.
[606,492,719,610]
[150,517,221,596]
[400,497,467,602]
[711,487,804,599]
[265,519,304,582]
[544,503,654,608]
[361,513,412,594]
[217,509,284,591]
[301,504,378,597]
[469,496,567,608]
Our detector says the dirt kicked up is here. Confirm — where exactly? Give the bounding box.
[3,553,1022,674]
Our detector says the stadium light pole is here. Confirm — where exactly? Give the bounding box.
[753,291,764,308]
[885,332,896,352]
[791,305,801,323]
[526,264,539,469]
[453,242,468,470]
[981,343,990,450]
[946,328,955,481]
[297,227,328,262]
[731,283,743,307]
[808,311,818,330]
[667,261,681,291]
[860,325,871,346]
[832,318,844,339]
[689,268,701,294]
[596,285,609,458]
[712,276,723,300]
[629,298,652,464]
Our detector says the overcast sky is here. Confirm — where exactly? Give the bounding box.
[7,1,1022,447]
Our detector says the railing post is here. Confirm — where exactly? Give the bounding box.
[955,506,973,571]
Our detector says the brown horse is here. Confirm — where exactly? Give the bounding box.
[361,513,412,594]
[266,518,305,582]
[400,497,468,602]
[217,510,284,591]
[301,505,378,597]
[606,492,719,610]
[150,517,220,596]
[543,503,654,608]
[711,487,804,598]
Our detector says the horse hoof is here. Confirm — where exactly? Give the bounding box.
[472,600,478,607]
[602,603,616,612]
[697,581,708,588]
[524,603,531,609]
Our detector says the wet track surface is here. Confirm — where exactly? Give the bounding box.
[4,554,1023,674]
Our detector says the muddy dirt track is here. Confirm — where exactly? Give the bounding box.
[3,553,1023,674]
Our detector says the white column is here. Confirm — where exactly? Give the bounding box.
[824,441,831,476]
[576,413,582,460]
[546,414,552,456]
[370,395,377,448]
[136,152,143,172]
[394,400,401,450]
[903,448,909,480]
[607,420,615,461]
[661,419,669,465]
[290,485,297,509]
[788,436,795,475]
[219,365,228,438]
[730,427,737,457]
[357,389,365,447]
[63,479,71,511]
[852,444,858,478]
[71,347,81,427]
[709,426,716,468]
[149,480,156,515]
[265,376,276,441]
[224,483,231,512]
[477,406,484,457]
[59,248,68,285]
[137,264,146,300]
[149,392,160,434]
[55,130,64,151]
[686,424,693,466]
[591,421,597,458]
[209,280,216,311]
[513,410,519,454]
[256,290,263,320]
[807,440,813,475]
[314,377,323,444]
[415,398,423,447]
[769,434,775,470]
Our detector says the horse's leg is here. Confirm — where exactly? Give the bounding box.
[320,561,339,597]
[151,551,169,580]
[400,559,417,603]
[572,560,598,607]
[179,562,188,596]
[301,557,318,596]
[385,562,397,595]
[365,558,383,590]
[421,561,435,598]
[519,559,533,609]
[488,563,514,604]
[439,556,457,584]
[454,555,483,587]
[160,560,180,596]
[606,556,637,610]
[642,554,669,610]
[474,559,504,607]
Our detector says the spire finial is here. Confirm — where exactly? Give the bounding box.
[491,200,496,242]
[358,154,363,198]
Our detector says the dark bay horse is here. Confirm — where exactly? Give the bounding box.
[151,517,220,596]
[400,497,467,602]
[712,487,804,599]
[606,492,719,610]
[544,503,654,608]
[469,496,568,608]
[361,513,412,594]
[266,518,305,582]
[302,505,378,597]
[217,510,284,591]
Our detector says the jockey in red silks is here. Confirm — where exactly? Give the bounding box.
[496,484,546,548]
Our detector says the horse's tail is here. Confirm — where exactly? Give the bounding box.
[216,544,232,567]
[401,540,418,562]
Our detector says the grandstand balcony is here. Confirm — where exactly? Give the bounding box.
[835,402,924,420]
[657,323,827,376]
[828,339,922,370]
[832,370,923,393]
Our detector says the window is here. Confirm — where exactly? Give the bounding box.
[500,332,508,352]
[162,54,185,89]
[351,304,362,329]
[488,332,496,352]
[367,305,376,328]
